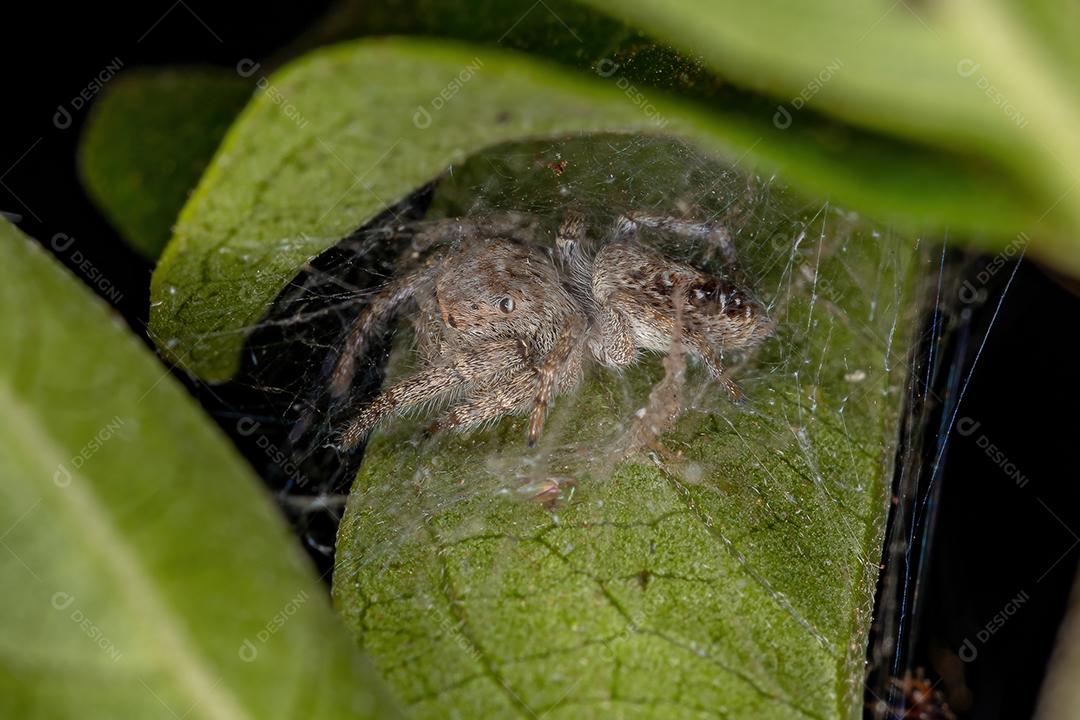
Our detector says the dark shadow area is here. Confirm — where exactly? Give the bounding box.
[867,255,1080,719]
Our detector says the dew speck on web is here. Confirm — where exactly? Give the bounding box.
[195,133,951,717]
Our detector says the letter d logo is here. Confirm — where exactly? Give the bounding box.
[412,106,432,129]
[956,417,981,437]
[773,105,792,130]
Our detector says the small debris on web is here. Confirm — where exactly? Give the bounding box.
[513,474,577,509]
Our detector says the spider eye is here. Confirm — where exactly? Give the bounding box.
[498,297,515,313]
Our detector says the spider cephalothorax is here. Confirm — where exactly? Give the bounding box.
[330,210,774,450]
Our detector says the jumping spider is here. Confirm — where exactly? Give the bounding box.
[329,210,774,450]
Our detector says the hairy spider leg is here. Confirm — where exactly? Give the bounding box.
[628,284,689,450]
[554,210,592,296]
[336,338,528,449]
[527,313,587,446]
[406,213,538,258]
[552,212,638,371]
[329,263,437,398]
[616,212,743,279]
[429,369,540,435]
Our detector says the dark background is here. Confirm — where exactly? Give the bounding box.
[3,4,1078,718]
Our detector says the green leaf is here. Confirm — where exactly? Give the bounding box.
[0,218,398,719]
[577,0,997,144]
[71,0,742,258]
[149,38,1027,382]
[332,135,923,719]
[84,2,1080,273]
[79,68,252,258]
[578,0,1080,272]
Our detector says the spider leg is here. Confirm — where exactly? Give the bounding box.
[628,285,689,450]
[555,210,592,296]
[329,263,437,398]
[616,211,741,274]
[589,301,637,369]
[406,213,538,258]
[335,338,527,449]
[691,343,744,404]
[431,369,539,435]
[527,315,587,446]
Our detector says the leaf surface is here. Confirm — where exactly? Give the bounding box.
[332,135,924,719]
[0,219,397,720]
[79,68,252,258]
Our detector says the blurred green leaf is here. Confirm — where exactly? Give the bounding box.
[149,38,1026,381]
[73,0,735,260]
[580,0,1080,272]
[333,135,923,719]
[78,68,252,258]
[86,1,1080,272]
[0,219,398,719]
[579,0,997,144]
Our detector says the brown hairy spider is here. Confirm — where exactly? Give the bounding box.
[329,211,774,450]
